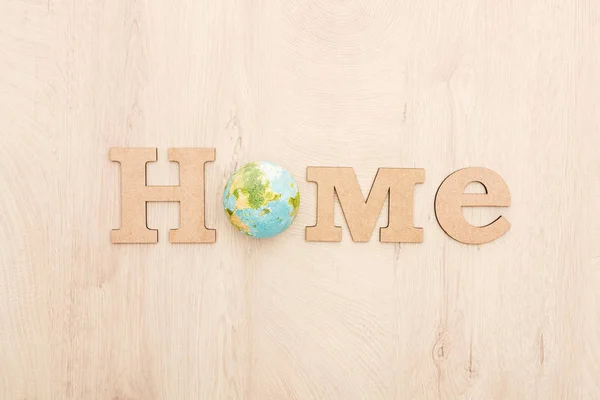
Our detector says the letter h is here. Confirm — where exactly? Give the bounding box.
[110,148,216,243]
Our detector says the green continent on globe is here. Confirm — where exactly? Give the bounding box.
[288,192,300,215]
[229,162,281,210]
[223,161,300,238]
[225,208,250,234]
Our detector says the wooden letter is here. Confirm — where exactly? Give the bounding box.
[306,167,424,243]
[435,167,510,244]
[110,147,216,244]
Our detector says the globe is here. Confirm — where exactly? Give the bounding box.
[223,161,300,238]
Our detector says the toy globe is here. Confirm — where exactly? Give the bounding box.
[223,161,300,238]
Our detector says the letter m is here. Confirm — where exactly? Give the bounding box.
[306,167,424,243]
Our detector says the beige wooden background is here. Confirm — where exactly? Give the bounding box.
[1,0,599,399]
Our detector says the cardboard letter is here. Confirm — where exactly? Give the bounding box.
[306,167,424,243]
[110,148,216,244]
[435,167,510,244]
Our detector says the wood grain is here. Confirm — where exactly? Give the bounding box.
[1,0,599,399]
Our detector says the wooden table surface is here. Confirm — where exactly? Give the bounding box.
[1,0,599,399]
